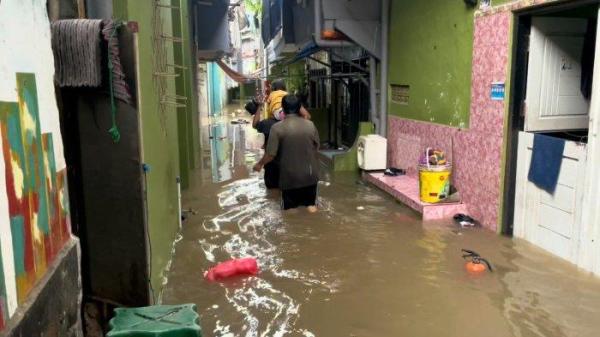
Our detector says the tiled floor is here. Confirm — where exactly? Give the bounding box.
[365,173,467,220]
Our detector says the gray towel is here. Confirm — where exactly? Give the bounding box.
[102,20,132,105]
[52,19,103,87]
[51,19,132,104]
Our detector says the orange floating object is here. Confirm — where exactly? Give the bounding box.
[465,261,487,274]
[461,249,492,275]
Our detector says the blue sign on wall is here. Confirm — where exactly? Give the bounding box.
[491,82,505,101]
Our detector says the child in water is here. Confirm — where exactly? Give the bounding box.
[265,79,311,120]
[264,79,288,120]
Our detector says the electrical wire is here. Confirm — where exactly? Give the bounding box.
[142,166,156,304]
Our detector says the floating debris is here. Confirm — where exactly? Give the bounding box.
[461,249,493,274]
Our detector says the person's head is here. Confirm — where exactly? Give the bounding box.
[281,94,301,115]
[271,79,286,92]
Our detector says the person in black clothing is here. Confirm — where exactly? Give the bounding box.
[245,99,280,189]
[253,95,320,212]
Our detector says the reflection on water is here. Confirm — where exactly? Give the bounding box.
[205,117,263,184]
[163,108,600,337]
[209,124,232,182]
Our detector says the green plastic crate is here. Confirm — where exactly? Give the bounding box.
[107,304,201,337]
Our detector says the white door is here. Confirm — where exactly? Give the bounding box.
[514,132,587,263]
[525,17,590,132]
[579,5,600,275]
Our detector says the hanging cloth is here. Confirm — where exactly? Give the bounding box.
[216,59,259,83]
[51,19,132,142]
[527,134,565,194]
[51,19,103,87]
[101,20,132,105]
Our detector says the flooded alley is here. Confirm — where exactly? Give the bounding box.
[162,111,600,337]
[6,1,600,336]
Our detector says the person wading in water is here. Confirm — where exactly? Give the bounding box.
[253,94,320,212]
[245,98,280,189]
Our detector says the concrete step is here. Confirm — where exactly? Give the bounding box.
[364,172,467,220]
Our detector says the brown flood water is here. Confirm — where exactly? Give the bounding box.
[162,110,600,337]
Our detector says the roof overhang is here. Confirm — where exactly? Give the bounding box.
[193,0,232,60]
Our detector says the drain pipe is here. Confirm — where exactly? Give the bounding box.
[379,0,390,137]
[369,55,379,132]
[313,0,353,48]
[176,176,182,230]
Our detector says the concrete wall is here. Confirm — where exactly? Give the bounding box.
[269,59,306,95]
[207,62,229,116]
[387,11,511,230]
[388,0,476,127]
[3,240,81,337]
[386,0,567,230]
[113,0,183,299]
[198,63,210,121]
[387,0,515,127]
[0,0,78,333]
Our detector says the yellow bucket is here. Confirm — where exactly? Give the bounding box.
[418,164,452,203]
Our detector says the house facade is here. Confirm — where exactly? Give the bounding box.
[386,0,600,274]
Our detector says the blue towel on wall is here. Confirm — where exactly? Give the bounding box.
[527,134,565,194]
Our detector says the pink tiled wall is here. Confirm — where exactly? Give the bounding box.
[388,11,512,230]
[476,0,561,17]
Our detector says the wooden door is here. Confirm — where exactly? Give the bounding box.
[513,132,587,263]
[525,17,590,132]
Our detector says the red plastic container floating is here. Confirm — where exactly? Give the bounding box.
[205,258,259,281]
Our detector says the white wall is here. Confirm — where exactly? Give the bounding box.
[0,0,65,170]
[0,0,66,318]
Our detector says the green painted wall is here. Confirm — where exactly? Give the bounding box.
[172,0,199,189]
[113,0,182,301]
[388,0,477,127]
[332,122,375,171]
[269,59,306,94]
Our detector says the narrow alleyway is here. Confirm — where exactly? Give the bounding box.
[162,107,600,337]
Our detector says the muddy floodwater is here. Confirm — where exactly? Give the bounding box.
[162,110,600,337]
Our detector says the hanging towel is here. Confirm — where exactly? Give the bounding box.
[51,19,133,104]
[51,19,103,87]
[101,20,132,105]
[527,134,565,194]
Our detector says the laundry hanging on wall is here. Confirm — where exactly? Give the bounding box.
[101,20,132,105]
[527,134,565,194]
[51,19,132,104]
[51,19,103,87]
